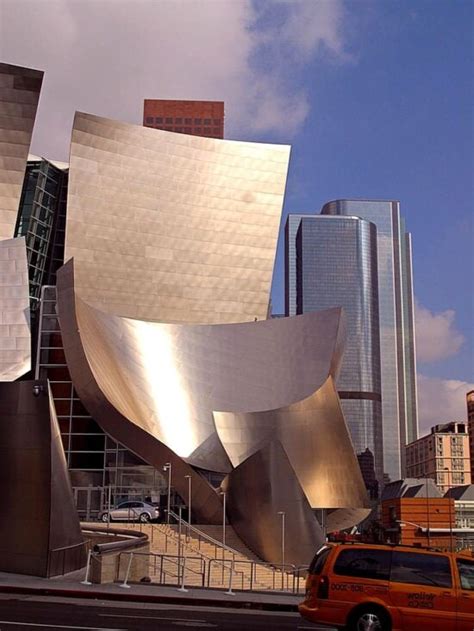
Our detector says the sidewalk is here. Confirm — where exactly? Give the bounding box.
[0,570,301,612]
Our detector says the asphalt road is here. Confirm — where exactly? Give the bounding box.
[0,594,335,631]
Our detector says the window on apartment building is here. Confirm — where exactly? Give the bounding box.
[204,118,211,125]
[194,118,202,124]
[165,117,173,124]
[145,117,153,124]
[155,117,163,124]
[185,118,192,124]
[175,118,182,124]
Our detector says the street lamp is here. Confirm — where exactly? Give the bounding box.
[277,511,286,589]
[163,462,172,525]
[219,490,226,552]
[444,467,454,552]
[184,474,192,538]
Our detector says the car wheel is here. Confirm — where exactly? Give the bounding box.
[139,512,150,523]
[349,606,391,631]
[101,513,110,522]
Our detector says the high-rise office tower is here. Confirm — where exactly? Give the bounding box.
[143,100,224,138]
[321,200,418,481]
[287,214,383,490]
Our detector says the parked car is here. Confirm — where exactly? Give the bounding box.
[299,542,474,631]
[100,501,160,523]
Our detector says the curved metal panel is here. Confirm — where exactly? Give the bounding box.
[65,112,290,323]
[0,380,85,576]
[221,441,324,567]
[0,237,30,380]
[214,377,369,511]
[57,259,346,472]
[56,262,224,524]
[0,63,43,239]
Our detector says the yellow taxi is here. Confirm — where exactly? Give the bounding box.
[298,542,473,631]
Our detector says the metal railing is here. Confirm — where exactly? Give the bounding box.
[167,509,241,561]
[48,539,91,577]
[118,550,207,587]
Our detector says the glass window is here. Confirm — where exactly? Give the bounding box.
[333,549,391,580]
[184,127,192,133]
[155,117,163,124]
[175,117,182,124]
[213,119,221,125]
[391,551,452,588]
[204,118,211,125]
[194,118,202,124]
[145,117,153,124]
[165,117,173,124]
[457,558,474,590]
[185,118,192,124]
[308,546,331,574]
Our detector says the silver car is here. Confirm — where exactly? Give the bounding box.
[100,501,159,523]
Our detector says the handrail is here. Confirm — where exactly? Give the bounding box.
[48,539,90,577]
[167,510,241,558]
[119,551,207,587]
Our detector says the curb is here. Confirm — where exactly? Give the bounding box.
[0,584,299,612]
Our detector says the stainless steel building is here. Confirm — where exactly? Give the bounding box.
[1,61,372,567]
[321,200,418,481]
[286,214,383,492]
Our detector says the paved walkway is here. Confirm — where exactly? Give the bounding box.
[0,570,301,612]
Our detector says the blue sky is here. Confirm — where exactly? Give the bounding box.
[2,0,472,432]
[268,1,473,379]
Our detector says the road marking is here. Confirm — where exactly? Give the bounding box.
[100,614,216,628]
[99,613,208,622]
[0,622,125,631]
[171,624,217,628]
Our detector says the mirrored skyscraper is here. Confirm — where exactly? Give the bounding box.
[286,200,418,484]
[321,200,418,481]
[286,214,383,492]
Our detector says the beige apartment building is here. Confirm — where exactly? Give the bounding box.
[406,421,471,494]
[467,390,474,478]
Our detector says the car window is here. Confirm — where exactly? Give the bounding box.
[457,558,474,591]
[391,551,452,588]
[117,502,131,508]
[309,546,331,574]
[128,502,141,508]
[333,549,391,580]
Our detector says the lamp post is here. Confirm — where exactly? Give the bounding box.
[277,511,286,589]
[163,462,172,525]
[219,490,226,554]
[444,467,453,551]
[184,474,192,539]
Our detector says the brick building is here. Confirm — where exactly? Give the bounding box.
[143,100,224,138]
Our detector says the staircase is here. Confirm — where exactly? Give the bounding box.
[122,519,306,592]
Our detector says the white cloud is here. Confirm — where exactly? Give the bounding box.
[417,374,473,435]
[0,0,350,160]
[415,300,465,363]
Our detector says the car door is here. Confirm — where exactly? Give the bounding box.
[456,557,474,631]
[389,550,456,631]
[113,501,131,520]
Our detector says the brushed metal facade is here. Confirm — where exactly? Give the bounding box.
[65,112,290,323]
[0,237,31,380]
[214,377,368,511]
[0,380,85,576]
[222,441,325,567]
[0,63,43,239]
[57,262,369,547]
[58,260,347,472]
